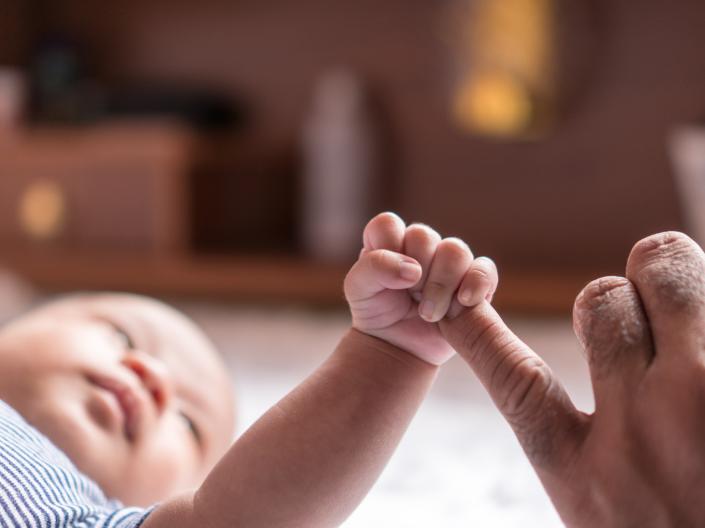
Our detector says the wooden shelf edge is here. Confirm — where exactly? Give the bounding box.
[0,250,348,305]
[0,249,598,313]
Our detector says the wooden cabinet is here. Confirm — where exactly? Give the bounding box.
[0,122,193,252]
[0,121,352,306]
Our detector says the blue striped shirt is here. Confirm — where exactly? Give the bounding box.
[0,400,153,527]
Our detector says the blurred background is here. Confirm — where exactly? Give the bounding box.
[1,0,704,308]
[0,0,704,525]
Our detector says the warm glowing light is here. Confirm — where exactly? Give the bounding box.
[469,0,553,89]
[446,0,556,138]
[453,71,532,137]
[18,179,67,240]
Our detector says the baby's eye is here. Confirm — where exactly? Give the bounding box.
[180,411,202,445]
[112,324,135,350]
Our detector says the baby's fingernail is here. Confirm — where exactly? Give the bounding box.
[459,289,473,305]
[420,299,435,321]
[399,260,421,281]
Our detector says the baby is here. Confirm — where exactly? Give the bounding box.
[0,212,497,528]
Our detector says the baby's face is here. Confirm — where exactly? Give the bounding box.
[0,294,235,506]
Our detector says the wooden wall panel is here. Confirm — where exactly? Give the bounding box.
[10,0,705,272]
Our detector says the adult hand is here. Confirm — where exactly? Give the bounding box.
[440,232,705,527]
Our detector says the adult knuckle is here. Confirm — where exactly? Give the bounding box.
[574,276,630,312]
[495,355,552,421]
[573,278,650,370]
[498,360,561,466]
[628,231,698,273]
[628,231,705,311]
[457,312,507,366]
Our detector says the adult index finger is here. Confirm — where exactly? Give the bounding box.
[439,303,588,473]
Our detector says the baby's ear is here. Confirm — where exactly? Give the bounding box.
[0,269,37,325]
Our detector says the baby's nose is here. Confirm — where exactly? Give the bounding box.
[121,352,174,416]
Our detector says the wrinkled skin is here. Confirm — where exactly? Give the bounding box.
[441,231,705,527]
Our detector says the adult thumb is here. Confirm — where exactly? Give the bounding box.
[439,302,587,472]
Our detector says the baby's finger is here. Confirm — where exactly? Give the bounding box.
[403,224,442,302]
[363,212,406,252]
[344,249,422,303]
[419,238,473,322]
[457,257,498,307]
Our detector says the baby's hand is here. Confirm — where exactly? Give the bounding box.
[344,212,498,365]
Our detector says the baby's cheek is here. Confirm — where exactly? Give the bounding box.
[135,427,202,496]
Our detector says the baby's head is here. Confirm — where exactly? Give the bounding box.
[0,293,235,506]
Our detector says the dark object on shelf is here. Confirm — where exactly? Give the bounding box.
[104,84,248,132]
[29,38,248,131]
[29,36,89,123]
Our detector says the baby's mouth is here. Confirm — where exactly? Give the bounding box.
[88,375,143,442]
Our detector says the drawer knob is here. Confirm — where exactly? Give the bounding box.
[18,179,67,241]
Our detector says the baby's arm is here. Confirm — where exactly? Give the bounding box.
[170,330,436,528]
[143,213,497,528]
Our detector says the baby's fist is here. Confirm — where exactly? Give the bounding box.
[344,213,498,365]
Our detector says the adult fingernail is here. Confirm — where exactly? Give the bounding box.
[420,299,435,321]
[399,261,421,281]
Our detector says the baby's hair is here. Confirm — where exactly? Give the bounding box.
[3,291,223,362]
[0,291,112,327]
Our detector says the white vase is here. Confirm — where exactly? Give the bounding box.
[0,69,25,133]
[301,69,376,262]
[670,126,705,247]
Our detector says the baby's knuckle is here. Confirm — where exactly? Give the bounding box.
[343,270,358,298]
[440,237,471,258]
[468,267,492,285]
[406,223,438,239]
[475,256,496,267]
[425,279,448,293]
[369,250,391,272]
[373,212,404,231]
